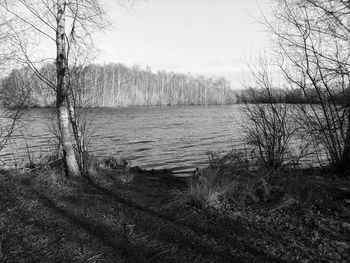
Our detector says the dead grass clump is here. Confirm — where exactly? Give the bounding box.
[32,166,73,193]
[84,155,136,184]
[88,155,131,172]
[174,168,237,208]
[207,150,275,203]
[101,156,130,170]
[23,152,62,171]
[173,150,278,209]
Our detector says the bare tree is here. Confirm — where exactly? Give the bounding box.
[0,0,110,177]
[267,0,350,172]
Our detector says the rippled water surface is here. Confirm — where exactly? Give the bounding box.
[1,105,244,171]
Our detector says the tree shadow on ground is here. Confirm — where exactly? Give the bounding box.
[0,171,288,262]
[82,175,288,263]
[30,189,158,262]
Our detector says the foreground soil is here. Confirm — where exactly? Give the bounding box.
[0,167,349,262]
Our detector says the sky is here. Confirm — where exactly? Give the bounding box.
[96,0,272,88]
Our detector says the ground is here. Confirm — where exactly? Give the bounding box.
[0,167,349,262]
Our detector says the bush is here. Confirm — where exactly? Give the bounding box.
[241,56,304,170]
[242,95,299,170]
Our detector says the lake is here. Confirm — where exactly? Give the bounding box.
[0,105,244,172]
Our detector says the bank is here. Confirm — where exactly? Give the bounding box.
[0,159,349,262]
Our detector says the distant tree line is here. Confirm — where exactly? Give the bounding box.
[237,87,350,105]
[0,63,237,108]
[0,65,56,108]
[3,64,348,108]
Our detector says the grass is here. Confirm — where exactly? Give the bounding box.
[94,156,131,171]
[0,153,349,262]
[176,149,350,211]
[171,150,350,260]
[174,150,275,208]
[174,168,236,208]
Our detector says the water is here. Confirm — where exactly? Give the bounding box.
[1,105,244,172]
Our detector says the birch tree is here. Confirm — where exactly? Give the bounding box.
[0,0,109,177]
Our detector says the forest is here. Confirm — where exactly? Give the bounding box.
[0,63,237,108]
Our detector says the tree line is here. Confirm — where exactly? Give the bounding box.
[237,87,350,105]
[0,63,237,108]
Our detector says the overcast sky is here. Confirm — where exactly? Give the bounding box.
[96,0,272,88]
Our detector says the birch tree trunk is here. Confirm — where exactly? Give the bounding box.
[56,0,80,177]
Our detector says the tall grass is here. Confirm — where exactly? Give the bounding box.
[174,149,275,208]
[176,167,236,208]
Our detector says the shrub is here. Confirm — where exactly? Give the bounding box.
[242,96,299,170]
[241,56,304,170]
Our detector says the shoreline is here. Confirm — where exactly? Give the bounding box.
[1,103,237,110]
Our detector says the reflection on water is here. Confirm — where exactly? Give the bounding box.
[1,105,244,171]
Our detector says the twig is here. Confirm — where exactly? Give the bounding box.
[0,233,3,259]
[86,251,106,262]
[143,249,172,263]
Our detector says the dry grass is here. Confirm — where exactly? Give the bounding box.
[86,155,131,174]
[174,168,237,208]
[0,159,349,262]
[173,148,329,210]
[173,150,276,208]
